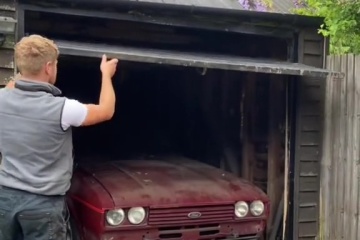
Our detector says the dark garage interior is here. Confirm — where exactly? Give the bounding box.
[56,56,286,181]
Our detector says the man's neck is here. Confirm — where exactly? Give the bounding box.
[20,73,49,83]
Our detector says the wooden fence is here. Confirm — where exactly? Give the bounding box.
[320,54,360,240]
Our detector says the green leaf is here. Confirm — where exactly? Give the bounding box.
[293,0,360,54]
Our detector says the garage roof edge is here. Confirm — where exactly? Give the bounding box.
[56,39,342,78]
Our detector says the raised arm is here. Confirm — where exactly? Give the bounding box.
[60,54,118,130]
[81,54,118,126]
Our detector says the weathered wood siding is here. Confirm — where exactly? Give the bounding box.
[320,54,360,240]
[0,0,15,85]
[293,29,326,240]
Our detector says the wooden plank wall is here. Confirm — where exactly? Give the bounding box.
[0,0,16,86]
[320,54,360,240]
[293,29,326,240]
[241,74,286,237]
[267,75,285,235]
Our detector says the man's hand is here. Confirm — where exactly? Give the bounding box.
[5,73,21,89]
[100,54,118,79]
[5,80,15,89]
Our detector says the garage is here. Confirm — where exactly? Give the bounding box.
[14,0,340,239]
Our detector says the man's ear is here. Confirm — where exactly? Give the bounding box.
[45,61,52,75]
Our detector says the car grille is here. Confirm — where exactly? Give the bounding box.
[149,205,234,225]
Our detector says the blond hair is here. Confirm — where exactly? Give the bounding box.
[14,35,59,75]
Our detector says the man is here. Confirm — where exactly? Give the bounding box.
[0,34,118,239]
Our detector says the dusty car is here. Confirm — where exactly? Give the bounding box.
[67,156,269,240]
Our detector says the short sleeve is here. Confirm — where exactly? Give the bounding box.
[61,98,88,131]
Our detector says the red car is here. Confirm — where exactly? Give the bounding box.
[67,156,269,240]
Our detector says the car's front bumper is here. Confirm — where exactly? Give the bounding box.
[144,234,263,240]
[92,220,266,240]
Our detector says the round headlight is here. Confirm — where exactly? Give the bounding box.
[235,201,249,218]
[106,209,125,226]
[128,207,146,225]
[250,200,265,216]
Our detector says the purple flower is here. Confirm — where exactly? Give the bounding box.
[238,0,251,10]
[254,1,267,11]
[238,0,268,11]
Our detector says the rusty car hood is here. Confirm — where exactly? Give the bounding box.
[76,157,268,208]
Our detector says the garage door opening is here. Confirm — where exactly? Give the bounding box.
[56,56,246,169]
